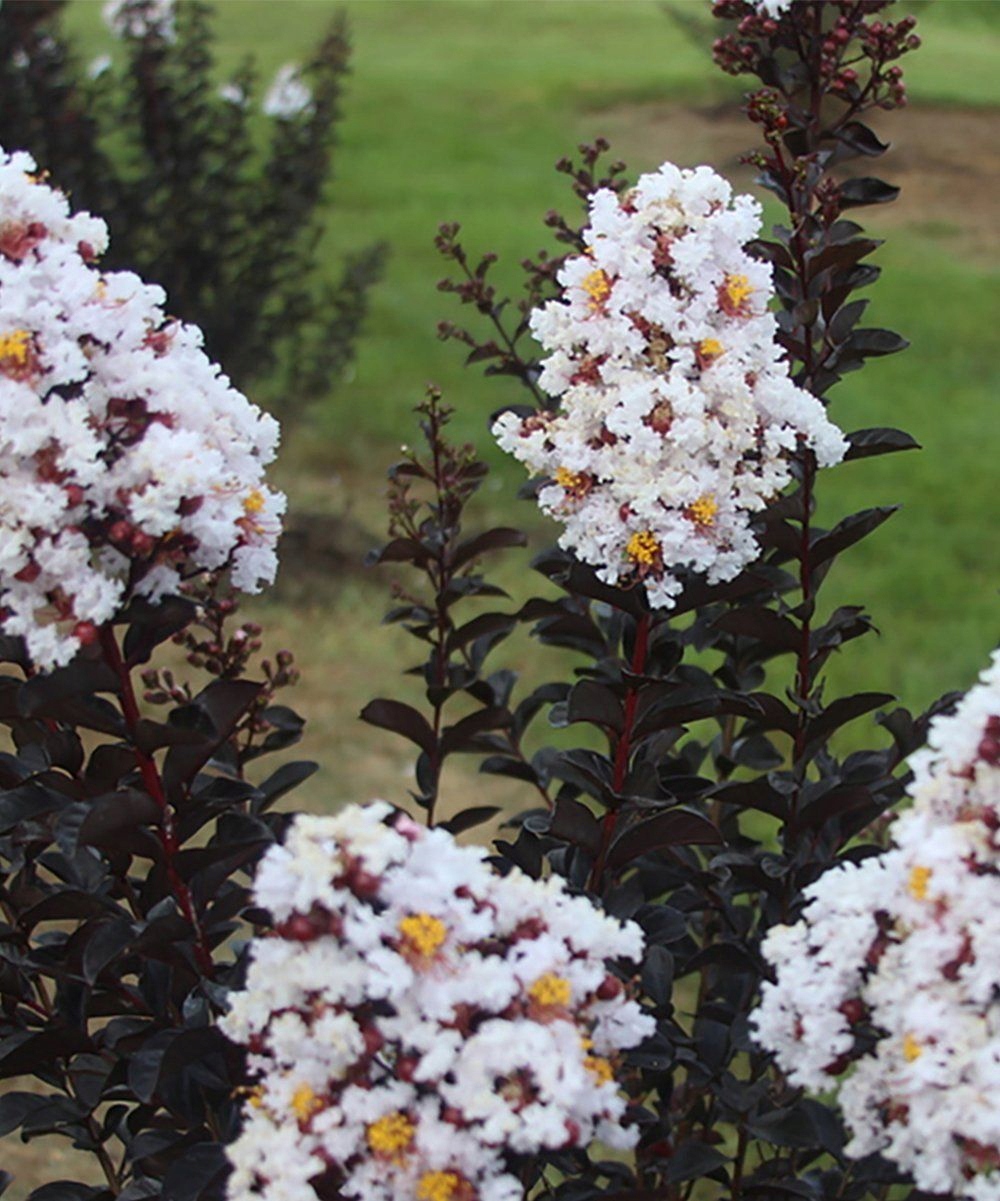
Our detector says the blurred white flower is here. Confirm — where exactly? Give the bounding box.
[217,81,247,107]
[262,63,313,119]
[102,0,176,41]
[87,54,113,80]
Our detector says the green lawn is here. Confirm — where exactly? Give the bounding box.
[58,0,1000,807]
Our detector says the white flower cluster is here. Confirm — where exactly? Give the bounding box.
[754,651,1000,1199]
[0,149,283,668]
[222,803,654,1201]
[262,65,314,120]
[494,162,845,608]
[102,0,176,41]
[757,0,793,16]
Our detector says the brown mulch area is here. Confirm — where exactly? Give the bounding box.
[592,101,1000,263]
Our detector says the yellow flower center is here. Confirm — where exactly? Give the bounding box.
[908,865,932,901]
[687,495,719,528]
[902,1033,923,1062]
[243,488,266,515]
[584,1054,615,1085]
[582,268,612,309]
[722,274,753,309]
[555,466,583,489]
[626,529,661,567]
[398,912,447,958]
[290,1083,323,1122]
[698,337,724,362]
[528,972,572,1007]
[0,329,31,365]
[417,1172,461,1201]
[367,1111,415,1157]
[234,1084,266,1109]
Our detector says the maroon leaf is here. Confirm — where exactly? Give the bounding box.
[608,808,721,868]
[360,698,437,756]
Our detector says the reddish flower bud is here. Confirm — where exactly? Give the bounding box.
[596,973,623,1001]
[72,620,100,646]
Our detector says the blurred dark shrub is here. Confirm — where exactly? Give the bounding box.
[0,0,385,415]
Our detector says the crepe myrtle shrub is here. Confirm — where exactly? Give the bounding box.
[364,3,967,1199]
[0,0,385,412]
[0,157,316,1201]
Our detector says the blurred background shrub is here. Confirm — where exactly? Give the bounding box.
[0,0,385,415]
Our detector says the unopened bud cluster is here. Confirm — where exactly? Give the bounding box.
[713,0,917,111]
[222,803,653,1201]
[494,161,844,608]
[754,651,1000,1200]
[0,149,283,668]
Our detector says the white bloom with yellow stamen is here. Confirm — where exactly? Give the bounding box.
[495,160,845,608]
[0,148,283,668]
[754,650,1000,1200]
[222,802,653,1201]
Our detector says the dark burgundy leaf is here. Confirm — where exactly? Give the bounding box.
[711,779,786,818]
[800,785,875,829]
[641,945,674,1006]
[440,806,501,835]
[446,612,516,653]
[747,1105,821,1148]
[479,755,538,784]
[253,761,318,811]
[78,790,161,848]
[810,507,898,567]
[82,918,135,985]
[26,1184,102,1201]
[836,121,889,157]
[567,680,623,733]
[0,1091,48,1137]
[608,808,721,868]
[451,527,526,570]
[122,596,198,667]
[161,1143,228,1201]
[841,328,909,358]
[360,698,436,755]
[440,707,511,754]
[838,176,900,207]
[806,693,894,746]
[844,427,920,461]
[365,537,430,567]
[715,608,800,653]
[665,1142,729,1184]
[18,660,119,717]
[549,796,600,853]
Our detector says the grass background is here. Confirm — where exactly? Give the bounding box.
[53,0,1000,812]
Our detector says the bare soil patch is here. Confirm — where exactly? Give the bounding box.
[592,101,1000,263]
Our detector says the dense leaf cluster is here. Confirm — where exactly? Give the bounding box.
[0,0,384,410]
[369,4,956,1198]
[0,590,314,1201]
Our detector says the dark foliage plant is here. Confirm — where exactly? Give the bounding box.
[0,0,385,411]
[0,584,314,1201]
[366,3,957,1198]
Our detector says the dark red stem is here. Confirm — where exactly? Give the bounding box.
[99,624,214,976]
[589,612,652,891]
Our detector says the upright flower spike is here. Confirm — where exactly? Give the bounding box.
[0,148,284,669]
[222,803,654,1201]
[754,650,1000,1200]
[493,161,846,608]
